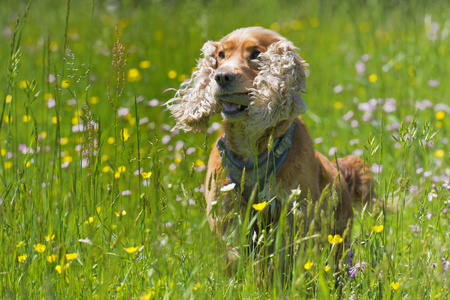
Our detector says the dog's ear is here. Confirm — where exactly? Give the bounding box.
[246,40,308,136]
[166,41,221,133]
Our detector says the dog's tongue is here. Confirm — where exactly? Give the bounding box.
[223,102,239,112]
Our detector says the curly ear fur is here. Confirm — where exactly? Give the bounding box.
[166,41,221,132]
[245,41,308,136]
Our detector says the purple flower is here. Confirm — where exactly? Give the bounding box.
[427,191,438,201]
[441,258,450,273]
[415,99,433,110]
[371,163,383,174]
[355,61,365,75]
[334,85,344,93]
[343,110,354,121]
[383,98,397,113]
[349,261,368,277]
[442,180,450,190]
[428,79,440,87]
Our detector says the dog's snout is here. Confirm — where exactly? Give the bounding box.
[214,71,236,87]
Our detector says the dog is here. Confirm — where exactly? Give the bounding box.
[166,27,375,277]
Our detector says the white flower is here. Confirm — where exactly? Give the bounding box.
[291,188,301,196]
[220,183,236,192]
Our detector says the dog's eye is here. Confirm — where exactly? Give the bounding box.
[250,51,261,60]
[218,52,225,59]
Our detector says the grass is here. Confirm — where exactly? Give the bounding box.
[0,0,449,298]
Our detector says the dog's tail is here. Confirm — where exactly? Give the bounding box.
[334,155,376,210]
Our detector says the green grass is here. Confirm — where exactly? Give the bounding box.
[1,0,449,298]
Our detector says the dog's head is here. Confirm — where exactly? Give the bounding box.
[167,27,308,136]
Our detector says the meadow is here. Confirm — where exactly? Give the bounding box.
[0,0,449,298]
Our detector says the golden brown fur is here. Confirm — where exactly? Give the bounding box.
[167,27,376,274]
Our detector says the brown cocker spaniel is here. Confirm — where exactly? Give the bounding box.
[167,27,375,273]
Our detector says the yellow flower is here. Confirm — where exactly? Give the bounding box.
[252,201,267,211]
[391,282,400,290]
[16,241,26,248]
[1,148,6,156]
[142,172,152,179]
[328,234,343,245]
[88,96,100,104]
[22,115,31,122]
[193,283,202,291]
[107,137,115,144]
[140,291,155,300]
[45,234,55,241]
[51,116,61,124]
[324,265,331,272]
[18,254,28,263]
[174,157,182,163]
[4,115,13,124]
[4,161,12,169]
[373,225,384,233]
[304,261,314,270]
[120,128,130,141]
[115,210,127,217]
[66,253,78,261]
[128,68,142,82]
[168,70,177,79]
[60,137,69,146]
[102,165,111,173]
[85,217,94,224]
[334,101,343,110]
[96,206,101,214]
[139,60,151,69]
[44,93,54,100]
[435,111,445,120]
[124,246,139,254]
[5,95,12,103]
[434,150,444,159]
[61,79,70,88]
[46,254,57,263]
[18,80,30,89]
[117,166,126,173]
[195,159,204,167]
[55,263,69,274]
[34,243,46,253]
[368,74,378,83]
[114,172,121,179]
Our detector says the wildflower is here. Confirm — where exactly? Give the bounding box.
[390,282,400,290]
[442,180,450,190]
[61,80,70,88]
[46,255,57,263]
[435,111,445,120]
[16,241,26,248]
[139,60,151,69]
[349,261,367,277]
[372,225,384,233]
[60,137,69,146]
[22,115,31,122]
[220,183,236,192]
[5,95,12,103]
[291,187,302,196]
[328,234,343,245]
[427,191,438,201]
[18,80,30,89]
[115,210,127,217]
[195,159,204,167]
[55,263,69,274]
[368,74,378,83]
[435,150,444,158]
[45,234,55,241]
[120,128,130,141]
[142,172,152,179]
[102,166,111,173]
[253,201,267,211]
[324,265,331,272]
[168,70,177,79]
[85,217,94,224]
[124,246,140,254]
[34,244,46,253]
[18,254,28,263]
[128,68,142,82]
[107,137,115,144]
[304,261,314,270]
[333,85,343,94]
[140,291,155,300]
[193,283,202,291]
[441,258,450,273]
[66,253,78,261]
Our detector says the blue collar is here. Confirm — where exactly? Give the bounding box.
[216,123,295,202]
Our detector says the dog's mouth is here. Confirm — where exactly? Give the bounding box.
[217,93,250,119]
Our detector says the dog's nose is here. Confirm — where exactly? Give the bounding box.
[214,71,236,88]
